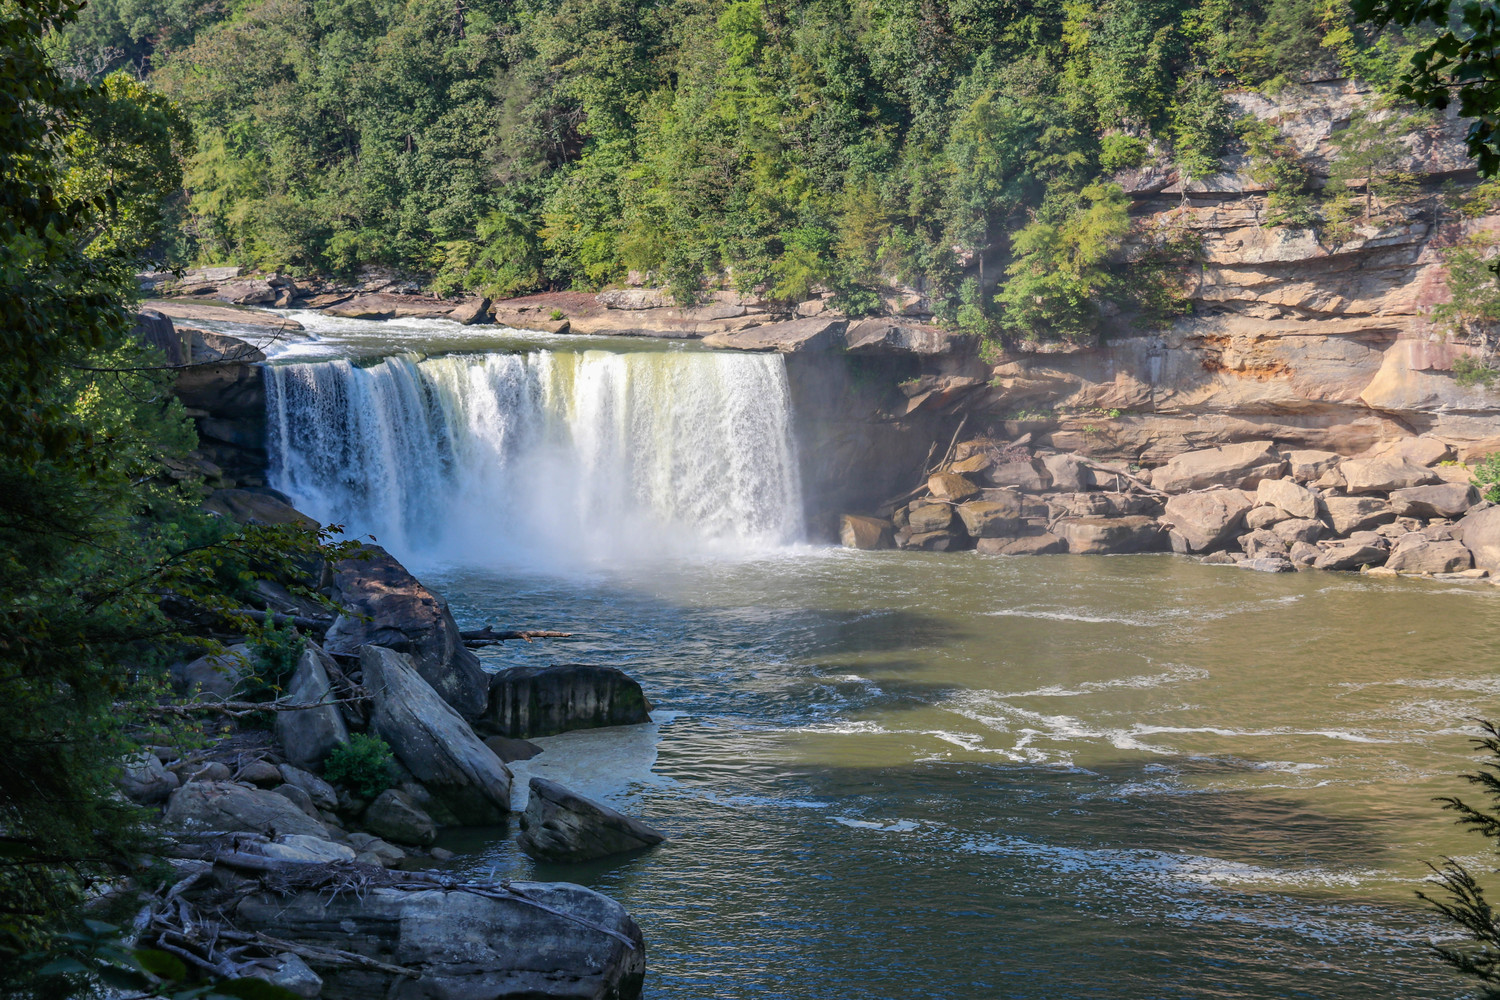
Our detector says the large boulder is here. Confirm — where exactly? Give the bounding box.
[1162,490,1254,553]
[1271,518,1325,545]
[1255,479,1318,520]
[1340,455,1442,494]
[164,781,328,838]
[1238,529,1288,560]
[1458,505,1500,572]
[1313,542,1389,572]
[1286,449,1342,483]
[117,752,179,805]
[976,533,1066,556]
[1389,483,1480,520]
[484,663,652,740]
[1041,453,1096,492]
[956,498,1022,538]
[518,777,666,864]
[202,489,315,529]
[985,459,1052,493]
[233,880,645,1000]
[1385,534,1474,574]
[1151,441,1286,494]
[1374,436,1452,467]
[323,545,489,719]
[927,473,980,501]
[278,765,338,812]
[275,645,350,771]
[1320,495,1396,535]
[1052,516,1162,554]
[701,317,845,352]
[362,646,513,825]
[362,788,438,847]
[840,515,893,550]
[906,504,954,533]
[172,644,251,699]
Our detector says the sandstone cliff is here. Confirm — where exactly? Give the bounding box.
[983,79,1500,464]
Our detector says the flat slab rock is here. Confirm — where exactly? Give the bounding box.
[519,777,666,864]
[234,878,645,1000]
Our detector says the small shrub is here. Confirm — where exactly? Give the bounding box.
[1100,134,1148,174]
[236,620,306,703]
[1472,452,1500,504]
[548,308,565,321]
[323,734,397,799]
[1454,354,1500,390]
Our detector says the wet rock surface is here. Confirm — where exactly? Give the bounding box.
[518,777,667,864]
[484,663,653,739]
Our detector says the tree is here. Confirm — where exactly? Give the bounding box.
[0,3,340,990]
[1351,0,1500,174]
[1418,720,1500,995]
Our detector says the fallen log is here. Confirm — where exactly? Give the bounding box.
[460,626,572,648]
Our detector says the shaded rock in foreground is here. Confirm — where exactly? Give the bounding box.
[485,663,652,740]
[362,646,513,824]
[519,777,666,864]
[233,877,646,1000]
[164,781,327,839]
[275,644,349,771]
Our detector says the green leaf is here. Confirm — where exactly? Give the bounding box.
[135,947,190,981]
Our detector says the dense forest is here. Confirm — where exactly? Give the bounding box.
[50,0,1436,339]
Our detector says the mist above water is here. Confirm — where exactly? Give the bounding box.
[265,346,804,570]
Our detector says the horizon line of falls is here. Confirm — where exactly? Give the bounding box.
[264,348,805,569]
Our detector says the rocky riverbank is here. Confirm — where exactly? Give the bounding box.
[114,324,668,996]
[837,433,1500,579]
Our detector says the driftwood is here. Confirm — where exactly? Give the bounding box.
[132,695,365,720]
[459,626,572,648]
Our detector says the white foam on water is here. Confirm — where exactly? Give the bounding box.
[834,817,920,832]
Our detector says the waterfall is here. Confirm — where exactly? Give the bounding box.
[264,348,804,567]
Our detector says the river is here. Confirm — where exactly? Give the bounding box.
[241,311,1492,998]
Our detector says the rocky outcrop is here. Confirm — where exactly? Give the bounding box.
[233,878,646,1000]
[518,777,666,864]
[484,664,652,739]
[701,317,846,352]
[171,327,270,486]
[848,431,1493,578]
[361,646,513,825]
[324,545,489,719]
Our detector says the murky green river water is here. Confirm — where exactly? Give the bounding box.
[429,550,1497,999]
[250,312,1496,997]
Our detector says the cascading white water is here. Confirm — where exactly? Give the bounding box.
[264,348,804,567]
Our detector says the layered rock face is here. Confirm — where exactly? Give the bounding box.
[982,81,1500,464]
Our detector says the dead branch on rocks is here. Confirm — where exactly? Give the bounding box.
[128,692,367,720]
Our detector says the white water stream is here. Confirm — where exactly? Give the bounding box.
[264,346,804,568]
